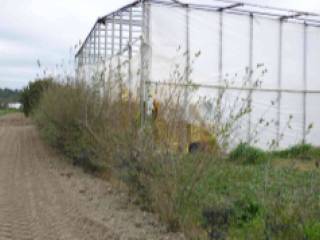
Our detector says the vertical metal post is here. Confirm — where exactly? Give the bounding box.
[302,23,308,143]
[118,11,123,102]
[87,44,89,65]
[128,8,133,103]
[119,12,123,53]
[82,52,85,66]
[97,23,101,62]
[183,4,190,146]
[87,40,89,65]
[84,45,86,65]
[218,10,224,85]
[93,25,97,64]
[80,54,84,68]
[103,19,109,97]
[75,55,79,82]
[140,1,151,126]
[87,46,89,65]
[98,23,103,93]
[140,44,145,126]
[87,40,90,65]
[112,14,115,56]
[247,13,254,143]
[89,36,93,64]
[276,20,283,146]
[86,42,90,65]
[140,3,146,126]
[105,19,108,60]
[184,5,190,116]
[84,48,86,65]
[83,44,86,65]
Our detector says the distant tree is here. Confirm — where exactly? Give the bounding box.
[20,78,53,116]
[0,88,21,108]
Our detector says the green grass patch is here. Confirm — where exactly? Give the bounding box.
[229,143,268,164]
[0,108,20,116]
[272,144,320,160]
[181,157,320,239]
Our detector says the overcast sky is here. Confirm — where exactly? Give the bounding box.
[0,0,319,89]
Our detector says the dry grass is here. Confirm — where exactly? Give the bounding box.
[32,61,320,239]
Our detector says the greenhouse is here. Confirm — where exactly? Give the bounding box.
[75,0,320,149]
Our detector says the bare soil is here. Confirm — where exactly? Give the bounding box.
[0,113,185,240]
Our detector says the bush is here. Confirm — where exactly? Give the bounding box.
[233,197,261,226]
[272,144,320,160]
[304,222,320,240]
[229,143,268,164]
[34,83,106,173]
[20,78,53,116]
[202,206,232,239]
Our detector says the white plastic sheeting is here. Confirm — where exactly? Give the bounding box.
[76,0,320,149]
[148,2,320,149]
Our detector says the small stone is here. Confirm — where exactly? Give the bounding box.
[134,221,142,228]
[79,189,86,194]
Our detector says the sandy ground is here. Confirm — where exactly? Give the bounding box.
[0,113,185,240]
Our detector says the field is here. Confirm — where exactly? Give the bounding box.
[0,108,20,116]
[177,149,320,239]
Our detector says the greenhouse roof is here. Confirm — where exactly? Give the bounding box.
[151,0,320,25]
[76,0,320,58]
[91,0,320,25]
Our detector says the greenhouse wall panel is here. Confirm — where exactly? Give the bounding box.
[76,0,320,149]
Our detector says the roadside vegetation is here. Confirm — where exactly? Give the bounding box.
[0,88,21,116]
[0,108,20,116]
[0,88,21,107]
[21,66,320,239]
[20,78,53,116]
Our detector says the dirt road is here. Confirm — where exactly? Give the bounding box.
[0,114,184,240]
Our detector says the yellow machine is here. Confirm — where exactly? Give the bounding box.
[150,98,219,154]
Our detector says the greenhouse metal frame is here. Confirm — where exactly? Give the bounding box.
[75,0,320,149]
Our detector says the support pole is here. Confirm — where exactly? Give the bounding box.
[89,36,93,64]
[98,22,104,94]
[276,20,283,146]
[302,22,308,143]
[75,56,79,83]
[247,13,254,143]
[140,42,145,126]
[86,46,89,65]
[184,5,190,115]
[218,10,223,84]
[184,4,190,146]
[217,10,224,132]
[112,14,115,56]
[97,23,101,62]
[87,39,90,65]
[118,11,123,102]
[105,20,108,60]
[119,12,123,52]
[103,20,108,98]
[140,0,151,126]
[128,8,133,104]
[93,25,97,64]
[84,44,87,65]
